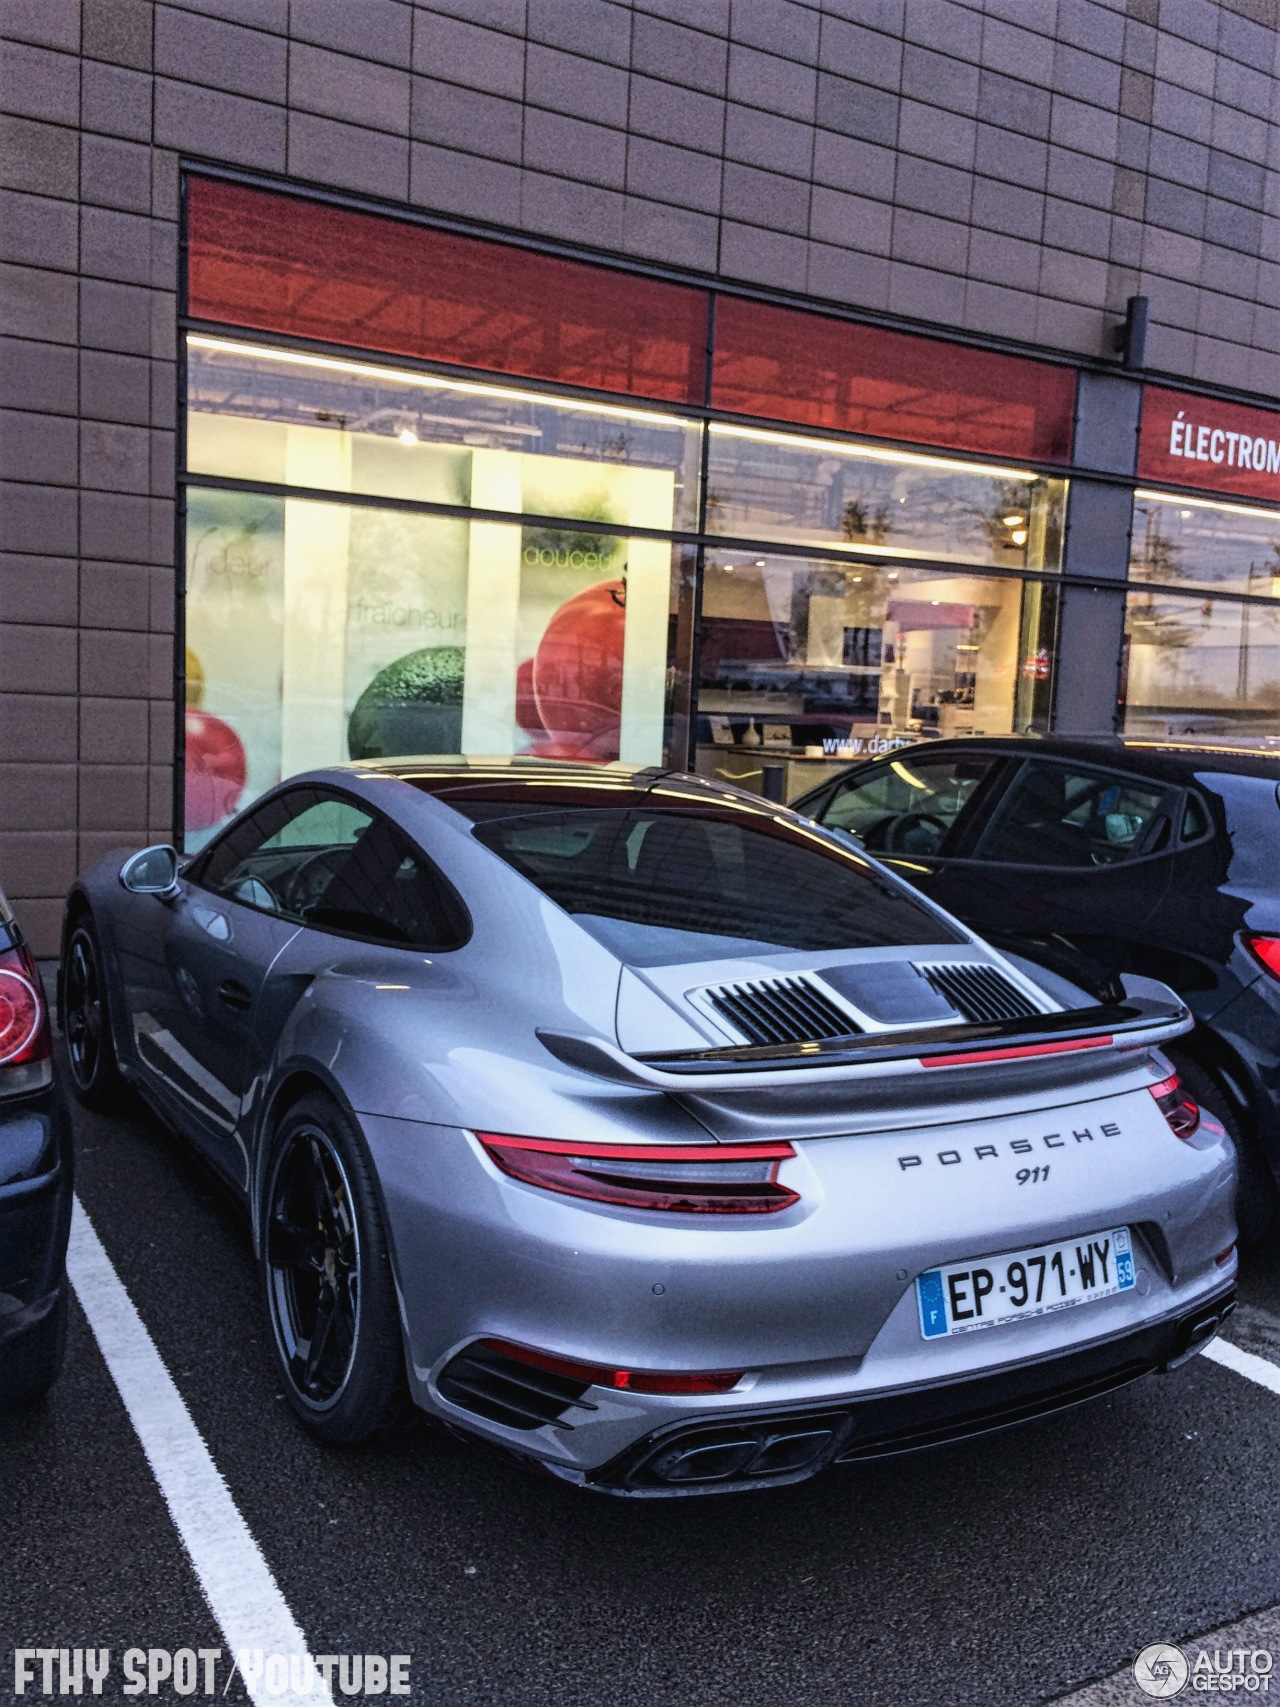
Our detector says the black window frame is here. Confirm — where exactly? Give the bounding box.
[185,782,472,952]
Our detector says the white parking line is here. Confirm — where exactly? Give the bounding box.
[1201,1333,1280,1396]
[66,1197,334,1707]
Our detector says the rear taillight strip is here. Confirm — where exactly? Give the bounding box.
[475,1132,799,1214]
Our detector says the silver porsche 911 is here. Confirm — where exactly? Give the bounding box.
[59,760,1237,1495]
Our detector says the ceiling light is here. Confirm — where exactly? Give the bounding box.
[1010,528,1028,546]
[398,427,418,446]
[1002,513,1026,527]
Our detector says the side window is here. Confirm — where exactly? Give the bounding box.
[817,754,997,856]
[195,787,467,949]
[972,762,1172,868]
[1181,791,1210,843]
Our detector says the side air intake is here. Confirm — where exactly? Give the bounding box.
[437,1342,592,1432]
[919,963,1041,1024]
[701,977,860,1046]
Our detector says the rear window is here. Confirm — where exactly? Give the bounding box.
[460,804,961,966]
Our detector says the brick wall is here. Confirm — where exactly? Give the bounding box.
[1,0,1279,952]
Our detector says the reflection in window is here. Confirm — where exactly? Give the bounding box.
[974,762,1168,868]
[185,336,701,531]
[183,486,685,848]
[706,424,1066,571]
[694,553,1056,800]
[1124,589,1280,740]
[819,754,996,854]
[1131,491,1280,600]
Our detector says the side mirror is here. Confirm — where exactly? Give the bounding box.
[120,845,181,899]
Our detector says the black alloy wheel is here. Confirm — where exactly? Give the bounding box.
[62,919,123,1110]
[261,1093,410,1444]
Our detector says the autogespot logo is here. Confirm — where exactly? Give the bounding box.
[1134,1644,1191,1698]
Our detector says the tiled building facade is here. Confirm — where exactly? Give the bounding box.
[4,0,1280,952]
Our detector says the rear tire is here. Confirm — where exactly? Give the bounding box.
[259,1092,411,1445]
[61,917,125,1112]
[1168,1049,1276,1249]
[0,1289,68,1410]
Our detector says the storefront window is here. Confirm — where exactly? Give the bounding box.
[186,337,702,532]
[1131,490,1280,601]
[1123,589,1280,740]
[705,424,1067,571]
[183,485,689,848]
[694,553,1057,800]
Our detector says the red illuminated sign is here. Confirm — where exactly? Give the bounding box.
[1138,385,1280,501]
[712,297,1076,463]
[187,178,709,406]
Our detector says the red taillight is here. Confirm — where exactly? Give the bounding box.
[476,1133,799,1214]
[1245,934,1280,979]
[1149,1072,1200,1140]
[479,1338,744,1396]
[0,943,48,1067]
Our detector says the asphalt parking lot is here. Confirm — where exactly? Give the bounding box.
[6,1044,1280,1707]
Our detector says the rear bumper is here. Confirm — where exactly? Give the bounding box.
[541,1286,1237,1496]
[0,1087,73,1347]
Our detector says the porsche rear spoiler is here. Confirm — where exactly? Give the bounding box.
[537,988,1191,1092]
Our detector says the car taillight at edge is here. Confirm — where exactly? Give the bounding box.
[1244,934,1280,980]
[0,940,50,1067]
[476,1133,799,1213]
[1149,1072,1200,1140]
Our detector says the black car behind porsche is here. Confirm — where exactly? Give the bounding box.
[795,736,1280,1242]
[0,885,71,1408]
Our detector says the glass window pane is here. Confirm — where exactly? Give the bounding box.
[974,762,1168,868]
[1123,588,1280,740]
[184,488,687,849]
[819,754,996,854]
[187,177,708,406]
[693,552,1057,800]
[706,424,1065,570]
[466,805,960,963]
[1131,491,1280,599]
[186,336,702,532]
[198,784,462,947]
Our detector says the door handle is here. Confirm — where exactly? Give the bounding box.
[216,978,252,1013]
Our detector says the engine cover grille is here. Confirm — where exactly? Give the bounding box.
[702,977,860,1046]
[919,962,1040,1024]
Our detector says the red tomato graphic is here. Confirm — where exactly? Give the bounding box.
[184,710,247,830]
[532,580,626,762]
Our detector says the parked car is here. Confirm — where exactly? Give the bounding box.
[794,735,1280,1243]
[59,760,1235,1494]
[0,884,71,1409]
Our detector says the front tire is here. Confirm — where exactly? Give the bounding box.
[62,917,125,1111]
[260,1092,410,1445]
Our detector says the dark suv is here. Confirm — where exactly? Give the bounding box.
[0,886,71,1407]
[794,736,1280,1242]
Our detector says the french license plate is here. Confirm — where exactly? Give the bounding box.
[916,1227,1135,1339]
